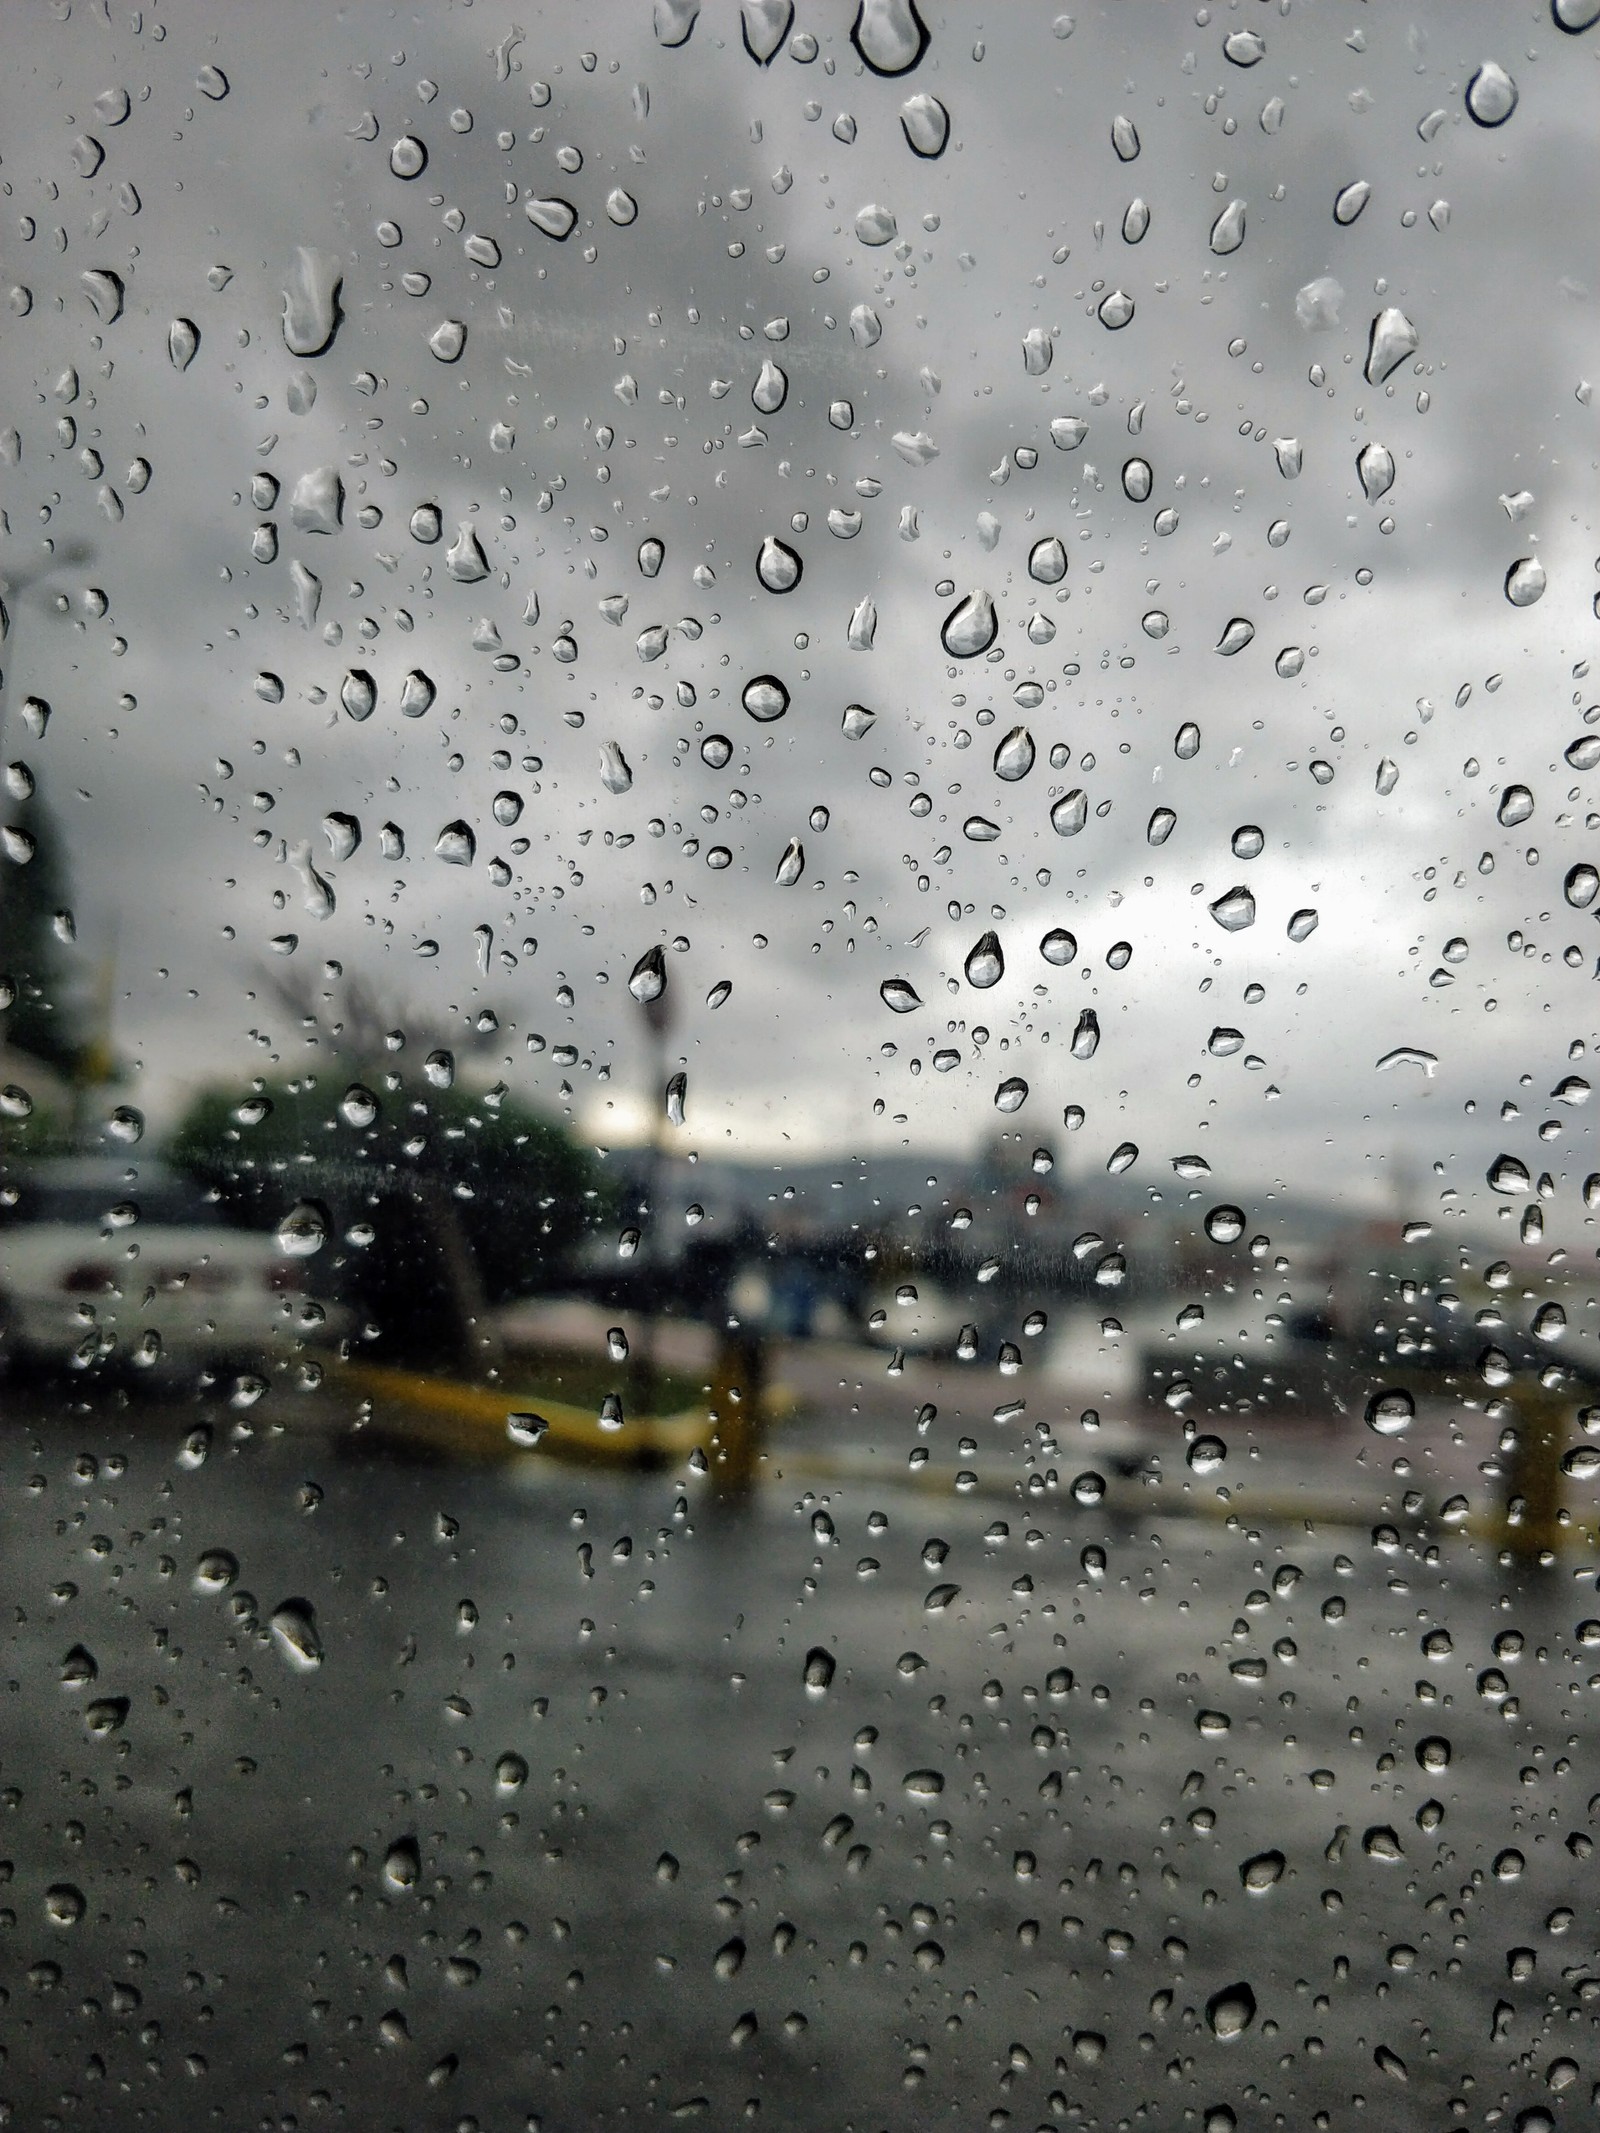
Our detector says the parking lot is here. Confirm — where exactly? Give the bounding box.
[2,1374,1596,2131]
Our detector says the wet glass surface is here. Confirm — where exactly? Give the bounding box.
[3,4,1600,2126]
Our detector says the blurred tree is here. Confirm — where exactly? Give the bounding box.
[170,1070,609,1373]
[0,792,87,1082]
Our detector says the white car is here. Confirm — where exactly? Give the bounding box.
[0,1159,351,1387]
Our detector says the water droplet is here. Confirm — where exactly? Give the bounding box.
[81,268,124,323]
[434,820,475,866]
[1333,179,1372,225]
[599,741,633,793]
[1041,927,1077,966]
[339,1083,378,1129]
[44,1883,85,1927]
[1206,1983,1257,2039]
[855,202,898,246]
[1230,825,1265,861]
[1098,288,1135,329]
[995,1077,1029,1113]
[606,188,639,226]
[1147,807,1176,846]
[409,502,442,544]
[1555,0,1600,29]
[853,0,929,74]
[1028,536,1067,584]
[1071,1009,1100,1059]
[390,135,427,179]
[1564,863,1599,908]
[804,1646,836,1694]
[1505,556,1546,606]
[1365,305,1419,385]
[665,1073,687,1128]
[1122,197,1150,243]
[1051,790,1088,837]
[1224,27,1265,63]
[842,703,877,741]
[1287,907,1319,942]
[775,838,805,886]
[383,1836,420,1890]
[1122,457,1153,503]
[994,726,1035,780]
[105,1104,144,1144]
[290,464,343,534]
[1466,61,1518,125]
[277,1201,329,1258]
[396,669,434,720]
[1209,199,1246,254]
[1189,1435,1228,1475]
[743,673,790,721]
[194,1550,239,1593]
[1209,886,1255,932]
[1051,416,1089,451]
[168,317,199,371]
[1239,1847,1282,1891]
[942,590,997,657]
[1022,324,1054,376]
[445,523,489,583]
[428,318,466,363]
[1365,1388,1415,1437]
[270,1599,323,1670]
[964,815,1001,842]
[1488,1152,1532,1194]
[1532,1301,1566,1344]
[655,0,701,46]
[901,93,949,157]
[340,669,376,721]
[892,429,939,468]
[756,535,802,592]
[880,979,922,1014]
[526,195,578,239]
[1175,720,1201,759]
[965,932,1004,988]
[1357,442,1394,501]
[752,359,788,415]
[1215,616,1255,656]
[1497,783,1534,827]
[1111,113,1140,161]
[629,946,666,1003]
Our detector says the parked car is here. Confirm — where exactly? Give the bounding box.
[0,1158,353,1388]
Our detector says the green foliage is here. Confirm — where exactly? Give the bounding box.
[170,1071,609,1306]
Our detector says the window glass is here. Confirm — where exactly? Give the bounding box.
[3,3,1599,2126]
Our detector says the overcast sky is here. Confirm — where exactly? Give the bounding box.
[2,0,1598,1253]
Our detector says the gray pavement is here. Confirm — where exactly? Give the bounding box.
[1,1380,1597,2132]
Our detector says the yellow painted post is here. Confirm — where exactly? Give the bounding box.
[707,1330,765,1499]
[1502,1384,1568,1563]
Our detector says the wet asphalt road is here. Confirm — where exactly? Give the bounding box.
[2,1381,1598,2133]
